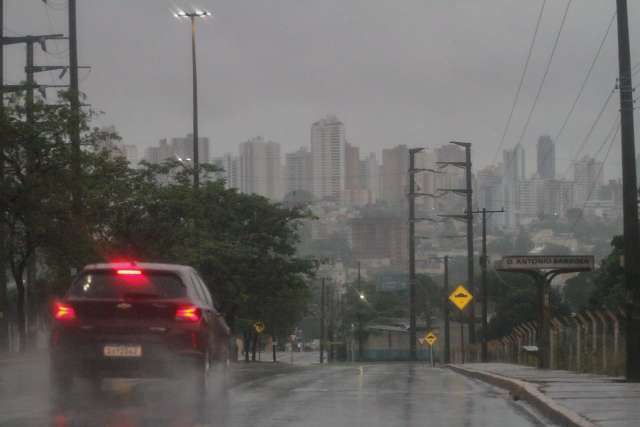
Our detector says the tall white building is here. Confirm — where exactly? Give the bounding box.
[239,136,283,200]
[216,153,240,190]
[285,147,312,196]
[171,133,210,164]
[574,156,604,205]
[502,144,526,227]
[311,115,346,202]
[96,126,139,165]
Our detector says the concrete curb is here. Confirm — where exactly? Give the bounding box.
[447,365,597,427]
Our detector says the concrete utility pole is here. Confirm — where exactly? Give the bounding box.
[320,277,325,364]
[357,261,363,361]
[473,208,504,362]
[443,255,450,364]
[68,0,82,214]
[0,0,8,352]
[615,0,640,382]
[408,148,422,360]
[175,10,211,189]
[438,141,475,343]
[328,284,335,362]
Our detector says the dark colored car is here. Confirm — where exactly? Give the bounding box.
[49,262,230,395]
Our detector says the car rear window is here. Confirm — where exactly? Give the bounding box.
[68,270,186,299]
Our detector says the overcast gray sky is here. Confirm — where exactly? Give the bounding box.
[4,0,640,179]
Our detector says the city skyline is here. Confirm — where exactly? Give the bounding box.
[5,1,633,182]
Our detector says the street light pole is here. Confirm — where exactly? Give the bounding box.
[190,15,199,189]
[175,9,211,189]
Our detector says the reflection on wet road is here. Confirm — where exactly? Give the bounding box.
[0,355,548,426]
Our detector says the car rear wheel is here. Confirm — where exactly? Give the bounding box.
[193,351,210,397]
[50,368,72,402]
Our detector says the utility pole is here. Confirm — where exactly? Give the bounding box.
[0,0,8,353]
[407,149,444,360]
[68,0,81,215]
[407,147,425,361]
[472,208,504,362]
[615,0,640,382]
[328,284,335,362]
[443,255,450,364]
[2,33,65,351]
[357,261,363,361]
[438,141,475,343]
[320,277,325,364]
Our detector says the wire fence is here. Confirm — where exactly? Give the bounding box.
[456,307,626,376]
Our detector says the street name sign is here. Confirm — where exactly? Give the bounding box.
[449,284,473,311]
[425,332,437,346]
[495,255,595,272]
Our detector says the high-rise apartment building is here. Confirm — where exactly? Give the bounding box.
[502,144,526,227]
[345,142,361,190]
[574,156,604,204]
[144,138,174,164]
[239,136,283,200]
[217,153,240,190]
[537,135,555,179]
[285,147,312,196]
[171,133,210,164]
[95,126,139,165]
[311,115,346,201]
[381,144,409,207]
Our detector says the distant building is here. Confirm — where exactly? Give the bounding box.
[476,166,503,211]
[502,144,526,227]
[285,147,312,195]
[96,126,138,165]
[311,115,346,202]
[361,152,380,204]
[345,142,361,190]
[574,156,604,205]
[351,212,408,267]
[171,133,210,164]
[239,136,282,200]
[381,145,409,207]
[144,138,174,164]
[219,153,240,190]
[537,135,555,179]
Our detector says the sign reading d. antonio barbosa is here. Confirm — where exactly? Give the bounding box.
[495,255,595,272]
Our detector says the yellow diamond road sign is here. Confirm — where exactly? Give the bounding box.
[449,284,473,311]
[254,321,265,334]
[425,332,437,346]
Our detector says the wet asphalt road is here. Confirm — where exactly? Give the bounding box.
[0,354,551,427]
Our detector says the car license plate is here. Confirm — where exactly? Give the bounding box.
[103,345,142,357]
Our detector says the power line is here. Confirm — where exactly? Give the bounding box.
[515,0,573,148]
[560,86,616,179]
[491,0,547,165]
[554,11,616,143]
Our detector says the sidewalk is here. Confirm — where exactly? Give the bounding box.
[448,363,640,427]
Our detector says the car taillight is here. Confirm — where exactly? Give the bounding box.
[175,305,201,322]
[53,301,76,320]
[116,269,143,276]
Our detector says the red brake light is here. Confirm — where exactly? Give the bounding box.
[176,305,201,322]
[53,301,76,320]
[116,269,142,276]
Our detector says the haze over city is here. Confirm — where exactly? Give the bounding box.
[4,0,638,178]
